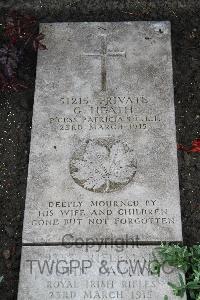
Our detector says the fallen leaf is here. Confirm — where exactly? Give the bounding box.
[177,139,200,153]
[190,139,200,152]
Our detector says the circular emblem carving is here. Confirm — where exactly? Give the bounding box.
[70,139,137,193]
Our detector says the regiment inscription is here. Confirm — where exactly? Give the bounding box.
[17,246,187,299]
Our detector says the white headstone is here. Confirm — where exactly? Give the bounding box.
[22,22,182,244]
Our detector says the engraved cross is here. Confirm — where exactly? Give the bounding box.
[83,35,126,91]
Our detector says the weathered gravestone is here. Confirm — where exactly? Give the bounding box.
[22,22,182,244]
[17,22,185,299]
[18,245,187,300]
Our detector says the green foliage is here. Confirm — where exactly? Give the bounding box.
[168,273,186,298]
[158,244,191,272]
[150,259,162,276]
[151,244,200,300]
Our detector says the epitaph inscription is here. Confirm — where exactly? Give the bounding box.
[22,22,183,243]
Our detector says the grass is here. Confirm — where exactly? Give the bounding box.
[151,244,200,299]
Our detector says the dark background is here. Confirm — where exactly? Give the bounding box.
[0,1,200,299]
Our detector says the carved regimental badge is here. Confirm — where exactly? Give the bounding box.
[70,139,137,193]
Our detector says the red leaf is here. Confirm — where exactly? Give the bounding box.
[177,144,190,152]
[190,139,200,153]
[177,139,200,153]
[4,11,47,52]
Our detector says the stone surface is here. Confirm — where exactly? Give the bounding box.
[17,245,187,300]
[22,22,182,243]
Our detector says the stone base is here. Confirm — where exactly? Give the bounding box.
[17,245,186,300]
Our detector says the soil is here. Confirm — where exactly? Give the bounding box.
[0,1,200,299]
